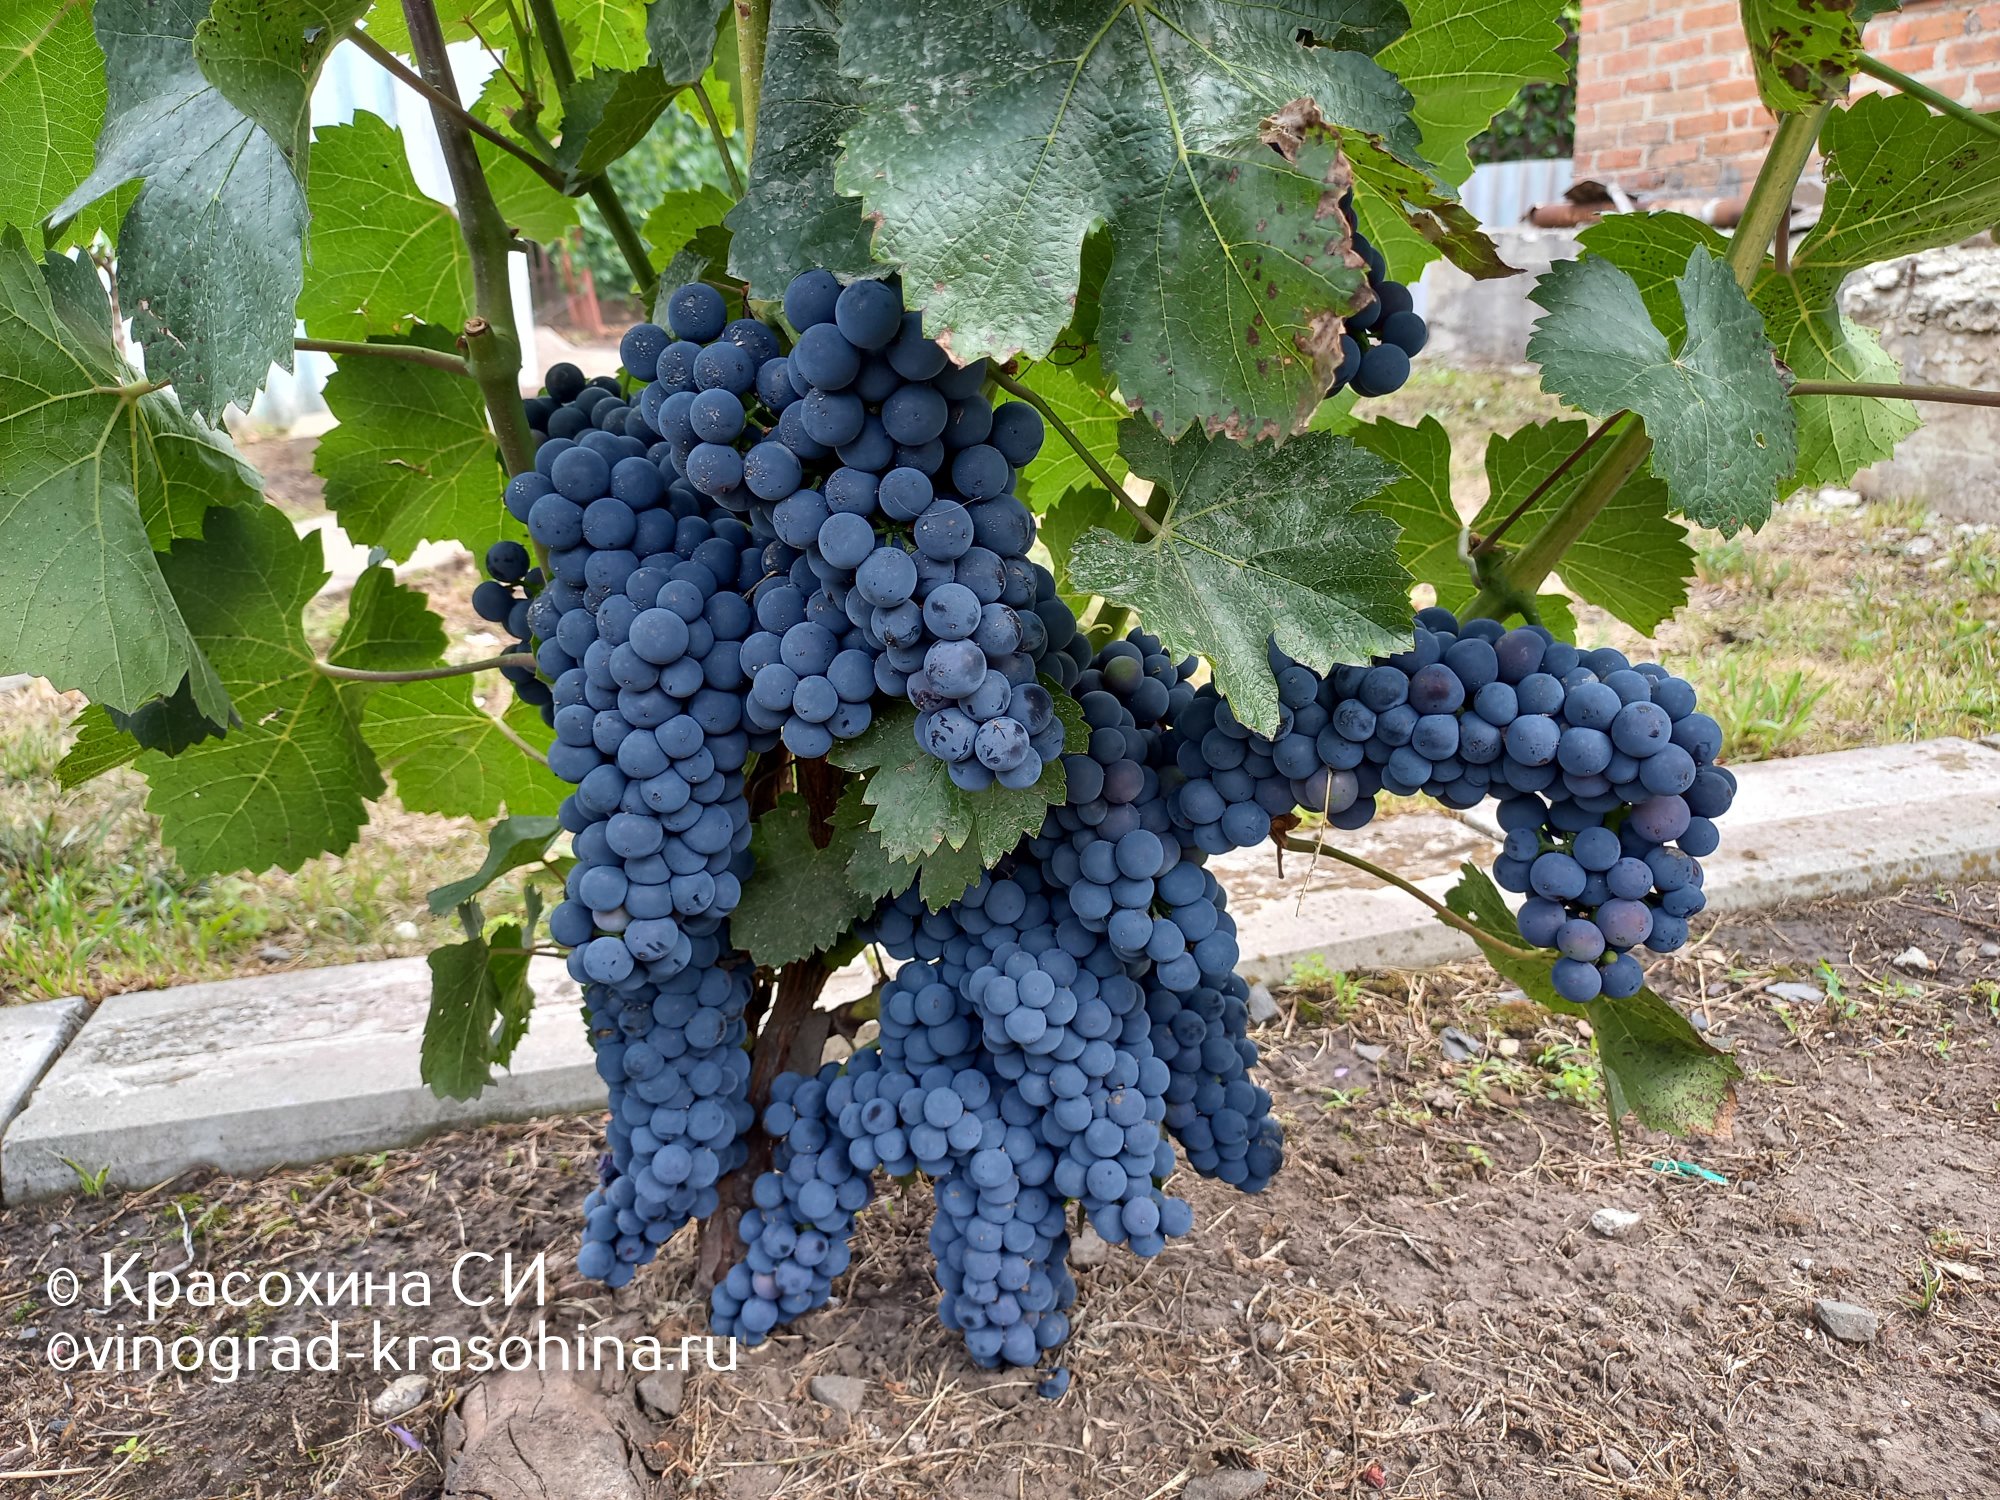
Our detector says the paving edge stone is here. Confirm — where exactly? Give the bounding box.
[0,996,89,1198]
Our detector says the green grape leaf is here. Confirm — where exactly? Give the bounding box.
[1473,421,1691,633]
[1350,415,1470,613]
[1526,248,1795,536]
[1376,0,1572,183]
[362,676,562,821]
[193,0,370,174]
[724,0,877,299]
[428,816,565,915]
[556,65,677,182]
[328,565,450,674]
[423,921,531,1101]
[315,329,516,560]
[644,184,735,265]
[1444,863,1742,1141]
[1011,350,1131,514]
[674,61,737,137]
[139,504,383,874]
[57,0,307,418]
[0,235,260,717]
[839,1,1445,439]
[832,702,1063,865]
[360,1,502,56]
[838,782,983,910]
[1067,422,1412,735]
[646,0,730,87]
[731,793,880,967]
[56,705,141,789]
[557,0,653,73]
[298,111,473,341]
[1580,211,1920,498]
[1039,484,1138,618]
[477,134,581,241]
[1740,0,1861,114]
[0,0,112,241]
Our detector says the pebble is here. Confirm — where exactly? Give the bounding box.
[1497,1037,1520,1057]
[1813,1298,1880,1344]
[1439,1026,1484,1063]
[1353,1042,1388,1063]
[1764,981,1823,1004]
[821,1033,853,1064]
[637,1367,684,1420]
[808,1374,866,1413]
[1603,1447,1636,1479]
[1255,1320,1284,1351]
[1904,536,1936,557]
[1892,946,1935,973]
[1589,1207,1643,1239]
[370,1373,429,1419]
[1246,983,1280,1026]
[1070,1224,1111,1269]
[392,919,421,941]
[1183,1470,1269,1500]
[1979,942,1999,959]
[258,945,294,964]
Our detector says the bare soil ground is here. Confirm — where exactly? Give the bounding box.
[4,884,1997,1500]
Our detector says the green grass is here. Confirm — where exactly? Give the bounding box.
[0,683,532,1007]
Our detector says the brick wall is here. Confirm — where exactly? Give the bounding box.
[1574,0,2000,198]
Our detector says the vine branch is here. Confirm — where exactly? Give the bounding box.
[734,0,769,160]
[1791,379,2000,409]
[1470,409,1627,556]
[1277,834,1545,963]
[346,26,570,192]
[693,80,744,198]
[988,366,1159,537]
[400,0,538,479]
[316,653,537,683]
[1856,53,2000,145]
[296,337,470,377]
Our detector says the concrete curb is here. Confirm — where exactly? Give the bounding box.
[4,737,1999,1203]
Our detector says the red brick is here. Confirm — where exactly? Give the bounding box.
[1680,4,1742,32]
[1625,121,1672,146]
[1589,147,1644,171]
[1672,109,1732,142]
[1942,36,2000,66]
[1627,16,1675,45]
[1897,8,1968,44]
[1709,76,1761,106]
[1675,57,1733,86]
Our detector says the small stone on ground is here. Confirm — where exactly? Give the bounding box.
[1439,1026,1483,1063]
[1183,1469,1269,1500]
[1764,981,1823,1004]
[1814,1298,1880,1344]
[1892,946,1935,972]
[1070,1224,1110,1268]
[809,1374,866,1413]
[1353,1042,1388,1063]
[1589,1207,1643,1239]
[637,1367,684,1420]
[370,1373,429,1419]
[1246,983,1280,1026]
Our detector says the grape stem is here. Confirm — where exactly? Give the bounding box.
[1470,409,1628,556]
[522,0,658,300]
[345,26,570,192]
[1790,379,2000,409]
[987,366,1160,538]
[315,653,538,682]
[692,80,744,198]
[1276,834,1546,963]
[296,337,470,377]
[1856,53,2000,145]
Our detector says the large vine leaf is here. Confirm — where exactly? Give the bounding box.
[1475,422,1691,633]
[1375,0,1571,184]
[359,1,503,57]
[724,0,877,299]
[0,0,114,242]
[0,236,259,718]
[1527,248,1795,536]
[1039,484,1138,618]
[731,793,880,967]
[361,678,563,821]
[192,0,371,175]
[328,564,450,674]
[314,329,516,560]
[1444,863,1741,1141]
[1739,0,1861,114]
[139,504,383,875]
[557,0,653,74]
[424,920,531,1101]
[1580,209,1921,499]
[556,65,678,182]
[58,0,307,419]
[647,0,731,87]
[299,112,474,341]
[1067,422,1412,735]
[838,0,1449,439]
[832,702,1064,865]
[645,184,735,266]
[1012,351,1132,513]
[1349,415,1470,613]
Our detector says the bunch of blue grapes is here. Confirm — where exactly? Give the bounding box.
[469,539,554,721]
[1327,192,1428,401]
[709,1062,873,1343]
[575,939,756,1287]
